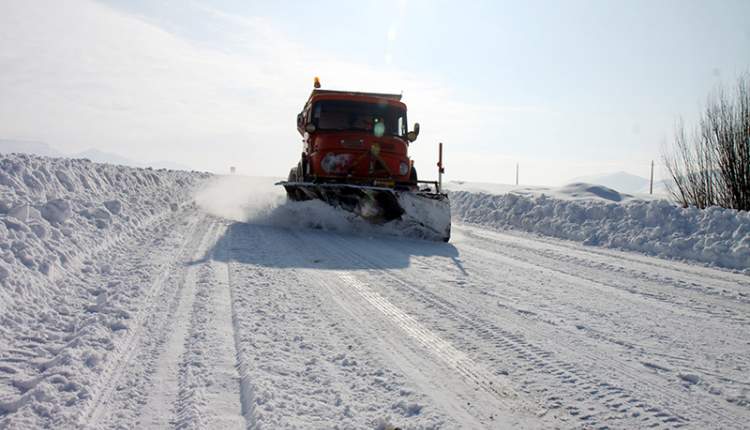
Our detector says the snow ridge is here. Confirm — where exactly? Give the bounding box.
[451,191,750,271]
[0,153,209,303]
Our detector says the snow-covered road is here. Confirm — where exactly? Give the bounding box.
[6,203,739,429]
[0,156,748,429]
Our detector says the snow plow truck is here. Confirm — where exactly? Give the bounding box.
[277,78,451,241]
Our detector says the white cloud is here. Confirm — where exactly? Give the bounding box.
[0,0,614,184]
[1,1,273,167]
[387,26,397,42]
[0,0,441,173]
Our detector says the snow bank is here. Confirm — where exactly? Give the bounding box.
[451,190,750,271]
[445,180,665,202]
[0,153,210,302]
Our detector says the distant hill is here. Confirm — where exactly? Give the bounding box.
[568,171,650,194]
[0,139,193,171]
[72,149,140,167]
[0,139,63,157]
[71,151,192,171]
[638,178,672,195]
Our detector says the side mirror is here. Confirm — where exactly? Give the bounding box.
[407,122,420,142]
[305,123,317,133]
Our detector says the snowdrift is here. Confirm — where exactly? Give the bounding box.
[451,190,750,271]
[0,153,209,302]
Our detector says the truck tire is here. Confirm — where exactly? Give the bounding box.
[299,157,309,181]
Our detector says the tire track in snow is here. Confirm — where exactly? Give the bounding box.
[446,229,750,398]
[278,229,549,427]
[317,232,748,429]
[386,248,741,427]
[138,220,222,428]
[455,235,750,342]
[188,225,246,429]
[107,218,245,430]
[410,238,746,427]
[386,226,749,361]
[458,222,750,286]
[0,213,186,423]
[318,272,512,428]
[223,227,259,430]
[223,224,464,428]
[460,225,750,296]
[78,213,209,428]
[443,235,749,349]
[333,271,534,412]
[172,262,213,430]
[446,229,750,417]
[169,222,243,430]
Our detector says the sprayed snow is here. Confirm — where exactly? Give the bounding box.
[195,175,381,232]
[195,175,450,240]
[451,189,750,271]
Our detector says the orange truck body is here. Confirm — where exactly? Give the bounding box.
[295,89,414,188]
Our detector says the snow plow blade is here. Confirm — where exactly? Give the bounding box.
[276,181,451,241]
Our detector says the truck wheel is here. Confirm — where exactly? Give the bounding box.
[410,166,418,183]
[300,158,309,182]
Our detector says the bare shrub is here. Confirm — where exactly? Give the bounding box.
[663,74,750,210]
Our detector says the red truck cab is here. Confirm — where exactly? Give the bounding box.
[291,88,420,190]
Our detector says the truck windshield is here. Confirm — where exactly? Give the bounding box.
[312,100,407,137]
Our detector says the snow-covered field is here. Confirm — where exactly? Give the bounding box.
[1,154,749,429]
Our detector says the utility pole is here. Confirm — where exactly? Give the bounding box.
[437,142,444,193]
[515,163,519,186]
[650,160,654,195]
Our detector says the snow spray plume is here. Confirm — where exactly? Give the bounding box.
[194,175,445,240]
[194,175,286,222]
[194,175,375,233]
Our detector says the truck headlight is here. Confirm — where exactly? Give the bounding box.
[399,162,409,176]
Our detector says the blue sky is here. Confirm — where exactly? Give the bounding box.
[1,0,748,184]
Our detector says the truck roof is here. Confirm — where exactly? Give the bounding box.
[309,89,402,102]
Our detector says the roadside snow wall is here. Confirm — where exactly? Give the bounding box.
[451,191,750,271]
[0,153,210,302]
